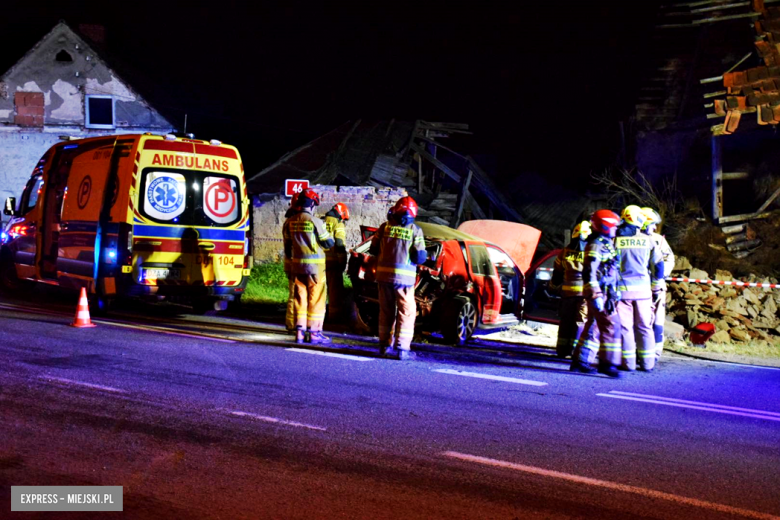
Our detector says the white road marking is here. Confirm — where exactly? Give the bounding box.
[597,391,780,422]
[442,451,780,520]
[228,411,327,431]
[42,376,127,394]
[433,368,547,386]
[103,320,236,343]
[286,348,373,361]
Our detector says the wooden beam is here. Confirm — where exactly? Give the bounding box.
[418,121,470,130]
[410,143,462,183]
[465,192,487,220]
[466,157,525,224]
[717,211,773,224]
[417,153,423,194]
[703,90,727,98]
[413,134,465,158]
[712,135,723,220]
[451,169,473,228]
[722,171,749,180]
[756,184,780,213]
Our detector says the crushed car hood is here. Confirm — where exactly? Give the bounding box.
[457,220,541,274]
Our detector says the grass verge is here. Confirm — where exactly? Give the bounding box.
[243,262,352,305]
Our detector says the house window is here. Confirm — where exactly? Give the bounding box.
[85,95,114,129]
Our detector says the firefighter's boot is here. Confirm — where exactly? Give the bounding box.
[569,360,596,374]
[308,331,331,345]
[295,328,307,344]
[598,363,623,379]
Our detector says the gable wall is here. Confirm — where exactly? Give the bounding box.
[0,24,170,129]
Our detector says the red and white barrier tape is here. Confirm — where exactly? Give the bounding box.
[666,277,780,289]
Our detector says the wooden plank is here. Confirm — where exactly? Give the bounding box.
[418,121,470,130]
[722,171,749,180]
[410,143,462,183]
[466,157,525,224]
[717,211,773,224]
[721,223,746,234]
[464,192,487,220]
[451,169,473,228]
[725,232,748,245]
[756,184,780,213]
[726,239,762,252]
[414,134,465,158]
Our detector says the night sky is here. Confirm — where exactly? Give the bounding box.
[1,1,659,187]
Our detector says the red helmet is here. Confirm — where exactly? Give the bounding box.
[332,202,350,220]
[290,191,302,209]
[391,196,418,219]
[299,188,320,207]
[590,209,620,237]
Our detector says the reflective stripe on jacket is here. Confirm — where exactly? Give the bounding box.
[370,222,426,286]
[283,209,332,276]
[615,225,663,300]
[583,236,619,300]
[324,215,347,270]
[552,241,586,298]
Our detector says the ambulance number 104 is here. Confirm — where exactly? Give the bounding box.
[195,255,236,266]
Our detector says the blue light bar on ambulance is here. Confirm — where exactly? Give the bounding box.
[164,134,176,141]
[210,139,222,146]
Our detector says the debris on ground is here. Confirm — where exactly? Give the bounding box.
[667,256,780,350]
[481,321,558,348]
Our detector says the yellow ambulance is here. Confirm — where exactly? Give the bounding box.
[1,133,251,312]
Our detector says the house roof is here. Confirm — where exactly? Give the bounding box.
[247,120,415,194]
[1,21,176,128]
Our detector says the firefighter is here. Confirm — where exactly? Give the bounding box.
[323,202,350,323]
[282,188,334,344]
[570,209,623,378]
[284,192,302,333]
[551,220,591,358]
[615,205,664,372]
[641,206,675,361]
[370,196,427,360]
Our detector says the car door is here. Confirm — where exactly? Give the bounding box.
[464,241,502,324]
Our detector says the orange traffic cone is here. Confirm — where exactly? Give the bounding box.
[70,287,97,328]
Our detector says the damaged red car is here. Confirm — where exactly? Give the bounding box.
[348,220,541,345]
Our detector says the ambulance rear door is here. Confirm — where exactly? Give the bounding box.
[40,138,116,289]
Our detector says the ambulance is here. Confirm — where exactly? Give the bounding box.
[1,133,251,312]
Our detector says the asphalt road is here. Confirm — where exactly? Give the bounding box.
[1,293,779,519]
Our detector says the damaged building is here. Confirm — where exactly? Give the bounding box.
[0,21,174,223]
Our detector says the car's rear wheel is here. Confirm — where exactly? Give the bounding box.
[442,296,478,346]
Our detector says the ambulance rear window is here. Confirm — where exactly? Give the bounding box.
[139,169,241,227]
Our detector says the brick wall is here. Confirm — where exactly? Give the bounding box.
[251,185,408,264]
[14,92,44,127]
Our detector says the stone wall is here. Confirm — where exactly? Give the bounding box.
[252,185,408,264]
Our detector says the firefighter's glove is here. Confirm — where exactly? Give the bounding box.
[593,296,605,313]
[652,290,664,307]
[605,298,617,315]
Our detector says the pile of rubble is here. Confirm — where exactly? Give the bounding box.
[667,257,780,345]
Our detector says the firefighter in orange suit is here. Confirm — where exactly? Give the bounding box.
[284,192,301,333]
[551,220,591,359]
[282,188,334,344]
[370,196,427,360]
[323,202,350,322]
